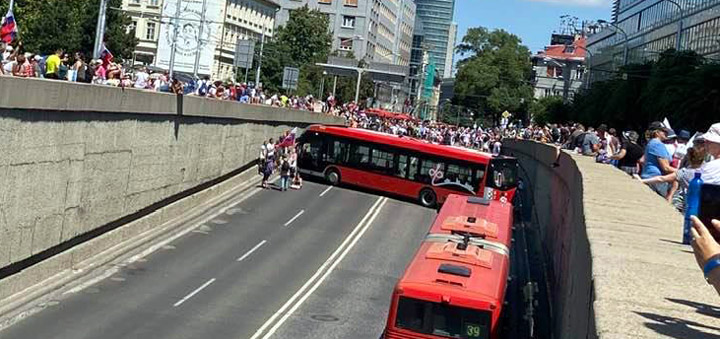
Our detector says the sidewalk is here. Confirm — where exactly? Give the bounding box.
[575,154,720,339]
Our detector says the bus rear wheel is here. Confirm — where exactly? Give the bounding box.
[419,188,437,208]
[325,168,341,185]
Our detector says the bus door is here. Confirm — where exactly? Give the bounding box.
[297,132,324,173]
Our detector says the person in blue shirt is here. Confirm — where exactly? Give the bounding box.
[641,121,677,197]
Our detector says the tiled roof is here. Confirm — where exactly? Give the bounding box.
[534,37,587,61]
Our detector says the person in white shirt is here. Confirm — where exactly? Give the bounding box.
[134,67,149,89]
[700,123,720,185]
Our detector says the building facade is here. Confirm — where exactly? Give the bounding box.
[122,0,279,81]
[414,0,455,79]
[275,0,415,66]
[587,0,720,81]
[531,35,587,101]
[444,22,457,78]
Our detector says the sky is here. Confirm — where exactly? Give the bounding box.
[454,0,614,55]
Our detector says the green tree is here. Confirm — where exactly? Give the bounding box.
[570,50,717,133]
[453,27,534,125]
[256,6,332,94]
[529,96,570,126]
[1,0,137,60]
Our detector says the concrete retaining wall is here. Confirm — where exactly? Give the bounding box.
[0,76,344,282]
[503,140,720,339]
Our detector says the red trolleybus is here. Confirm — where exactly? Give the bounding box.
[296,125,518,207]
[383,195,513,339]
[428,194,514,249]
[383,237,510,339]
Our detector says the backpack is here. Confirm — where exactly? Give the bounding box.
[198,81,208,96]
[281,160,290,172]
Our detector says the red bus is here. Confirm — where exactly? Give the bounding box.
[428,195,514,250]
[296,125,518,207]
[383,195,513,339]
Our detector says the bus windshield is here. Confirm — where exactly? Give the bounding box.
[486,158,518,191]
[395,297,491,339]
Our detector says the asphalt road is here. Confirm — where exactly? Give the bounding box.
[0,180,437,339]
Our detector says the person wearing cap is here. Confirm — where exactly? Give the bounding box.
[611,130,644,176]
[641,121,677,197]
[699,123,720,185]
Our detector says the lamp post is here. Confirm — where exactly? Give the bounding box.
[575,45,594,90]
[598,19,628,66]
[665,0,684,51]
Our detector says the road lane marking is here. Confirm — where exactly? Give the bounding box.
[319,186,333,197]
[283,210,305,227]
[173,278,216,308]
[250,197,388,339]
[237,240,268,262]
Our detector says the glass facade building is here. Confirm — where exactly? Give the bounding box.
[414,0,456,79]
[587,0,720,81]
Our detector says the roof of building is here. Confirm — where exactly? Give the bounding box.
[533,37,587,62]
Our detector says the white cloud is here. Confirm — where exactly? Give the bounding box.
[527,0,612,7]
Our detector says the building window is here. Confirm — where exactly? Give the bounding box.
[318,0,332,4]
[342,16,355,28]
[148,0,159,6]
[130,0,140,5]
[128,20,137,34]
[344,0,358,7]
[340,38,353,51]
[146,22,156,40]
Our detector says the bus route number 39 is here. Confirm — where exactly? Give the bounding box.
[464,323,484,338]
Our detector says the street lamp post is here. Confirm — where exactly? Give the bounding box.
[575,45,594,90]
[93,0,108,59]
[598,19,628,65]
[665,0,684,51]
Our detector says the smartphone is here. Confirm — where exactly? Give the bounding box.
[700,184,720,242]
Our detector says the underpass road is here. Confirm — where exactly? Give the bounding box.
[0,181,437,339]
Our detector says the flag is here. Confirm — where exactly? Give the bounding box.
[277,127,298,148]
[0,7,18,44]
[99,43,113,66]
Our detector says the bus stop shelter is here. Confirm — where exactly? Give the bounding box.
[316,56,409,103]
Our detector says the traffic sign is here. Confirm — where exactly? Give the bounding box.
[282,67,300,91]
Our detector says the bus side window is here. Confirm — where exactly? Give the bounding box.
[329,140,349,164]
[419,159,444,184]
[371,148,395,174]
[349,144,370,166]
[396,155,408,179]
[408,156,419,181]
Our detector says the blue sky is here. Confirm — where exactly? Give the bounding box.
[454,0,613,54]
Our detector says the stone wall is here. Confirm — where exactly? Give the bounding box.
[0,76,344,276]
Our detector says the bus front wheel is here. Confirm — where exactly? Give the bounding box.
[325,168,341,185]
[419,188,437,208]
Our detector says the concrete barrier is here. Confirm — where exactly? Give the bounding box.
[0,76,344,302]
[503,140,720,339]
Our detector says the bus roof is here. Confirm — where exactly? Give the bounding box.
[429,194,514,249]
[397,240,509,307]
[307,125,496,165]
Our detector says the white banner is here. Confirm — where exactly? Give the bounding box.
[156,0,223,76]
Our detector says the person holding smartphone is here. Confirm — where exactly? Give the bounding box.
[691,216,720,296]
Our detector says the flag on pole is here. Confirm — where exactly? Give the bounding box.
[99,43,113,66]
[0,6,18,44]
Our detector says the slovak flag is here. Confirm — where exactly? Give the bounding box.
[99,43,113,65]
[277,128,298,148]
[0,7,18,44]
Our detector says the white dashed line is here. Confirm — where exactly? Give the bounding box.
[237,240,268,262]
[173,278,216,308]
[319,186,333,197]
[250,197,388,339]
[283,210,305,227]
